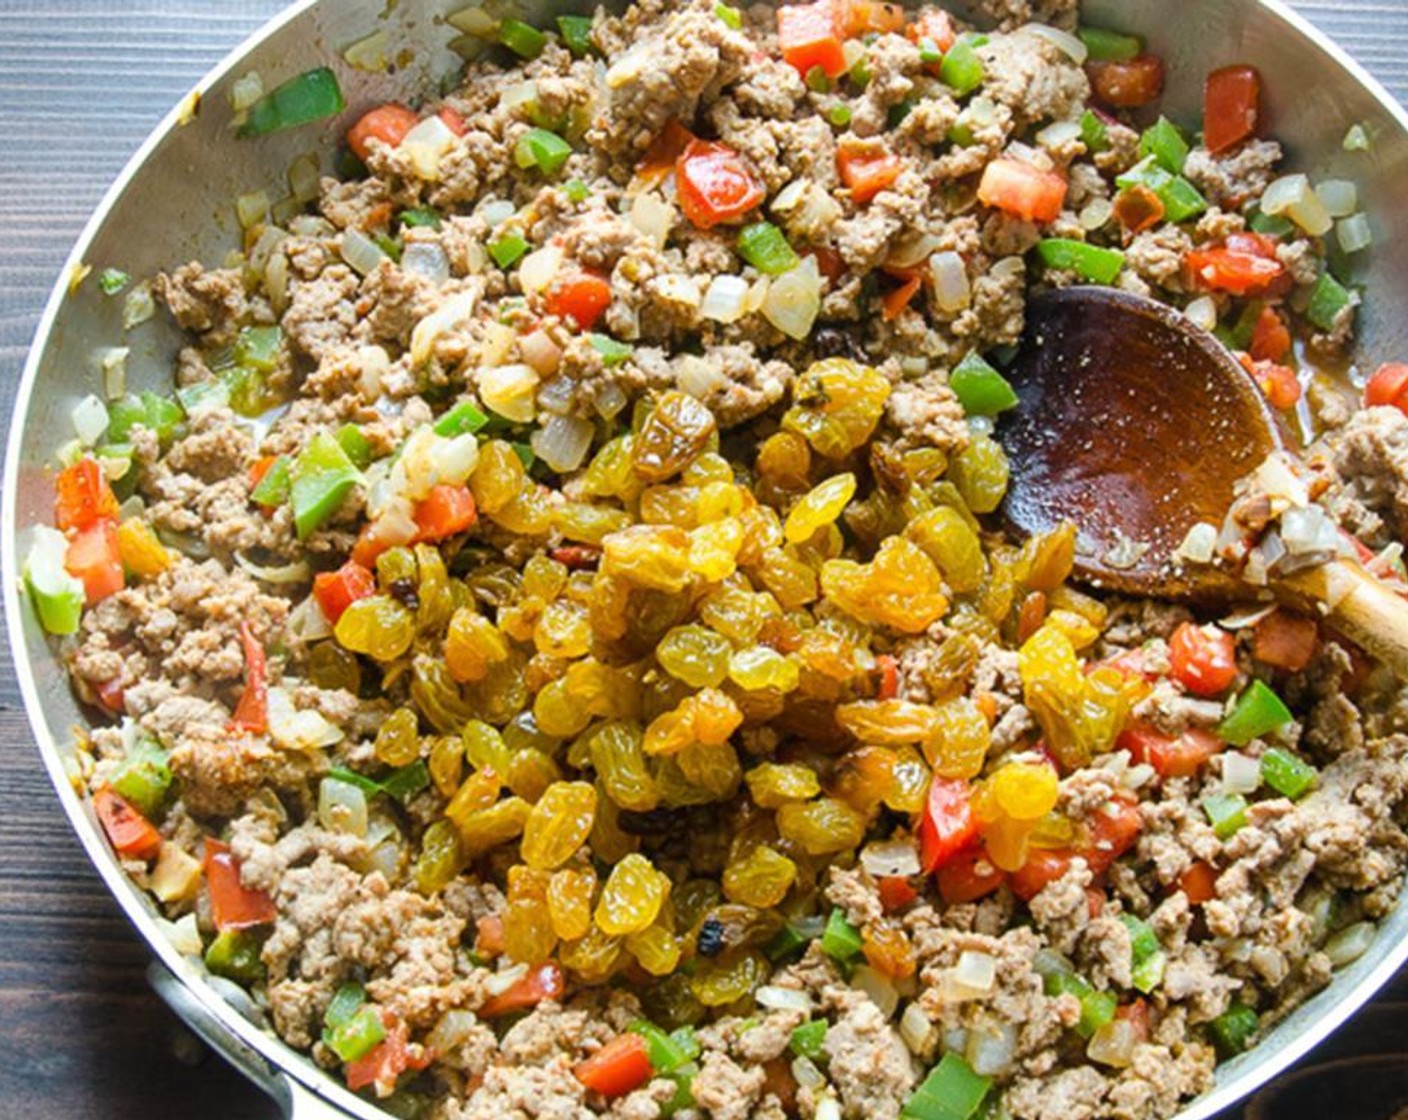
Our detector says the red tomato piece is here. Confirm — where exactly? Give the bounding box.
[348,104,420,162]
[66,519,124,604]
[1251,360,1302,411]
[776,0,848,80]
[414,485,479,543]
[875,654,900,701]
[881,273,922,321]
[476,915,506,957]
[1186,247,1287,297]
[1169,622,1239,697]
[345,1013,430,1094]
[918,777,978,873]
[1252,609,1319,673]
[1120,724,1224,779]
[94,676,126,715]
[877,875,919,911]
[480,962,566,1017]
[546,271,613,330]
[1178,860,1218,905]
[313,560,377,624]
[1010,848,1074,901]
[838,144,904,205]
[935,844,1008,904]
[1087,55,1165,108]
[906,8,956,53]
[1204,65,1261,155]
[805,245,845,284]
[1083,794,1143,875]
[1117,998,1151,1043]
[55,458,120,534]
[229,620,269,735]
[977,158,1068,224]
[438,105,468,137]
[204,837,278,931]
[1113,185,1165,235]
[677,140,766,230]
[94,786,162,862]
[842,0,906,35]
[1364,362,1408,415]
[1249,306,1292,364]
[575,1033,653,1098]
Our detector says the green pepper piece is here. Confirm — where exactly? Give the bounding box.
[887,98,915,129]
[1037,238,1126,284]
[828,104,853,128]
[849,54,873,90]
[556,14,596,55]
[398,207,442,229]
[1131,949,1167,994]
[336,423,375,470]
[514,127,573,177]
[489,231,530,268]
[1203,791,1249,840]
[1209,1004,1258,1059]
[661,1064,698,1118]
[111,737,172,819]
[239,67,346,138]
[766,916,822,961]
[789,1019,828,1059]
[1260,746,1318,800]
[1116,156,1208,223]
[820,908,863,962]
[144,393,185,445]
[1249,210,1296,238]
[1139,116,1190,174]
[939,38,985,97]
[715,2,743,27]
[917,36,944,65]
[950,351,1019,416]
[323,1004,387,1062]
[99,268,131,296]
[290,432,363,541]
[511,442,537,469]
[204,929,267,983]
[326,765,384,796]
[175,379,231,416]
[563,178,592,202]
[1044,971,1116,1037]
[629,1020,691,1072]
[23,526,86,635]
[1219,680,1294,746]
[250,455,291,507]
[1078,26,1143,61]
[498,17,547,59]
[1119,914,1160,961]
[381,760,431,803]
[434,399,491,438]
[669,1026,702,1062]
[1306,271,1355,332]
[806,65,832,93]
[324,981,368,1030]
[1080,109,1110,153]
[902,1052,991,1120]
[588,334,634,367]
[234,325,283,373]
[736,221,799,275]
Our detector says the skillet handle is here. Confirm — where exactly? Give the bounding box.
[147,960,350,1119]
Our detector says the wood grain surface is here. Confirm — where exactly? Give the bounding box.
[3,3,1408,1118]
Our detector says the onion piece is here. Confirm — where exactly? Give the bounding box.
[966,1023,1017,1076]
[411,289,479,366]
[930,250,971,313]
[1325,921,1376,967]
[480,198,516,228]
[1026,23,1088,63]
[234,553,313,584]
[94,346,130,400]
[762,255,822,340]
[1337,213,1373,255]
[122,281,155,330]
[677,355,728,399]
[791,1056,825,1091]
[520,328,564,376]
[158,911,204,956]
[1087,1019,1136,1068]
[531,413,595,472]
[851,964,899,1019]
[1184,296,1218,332]
[341,228,388,276]
[954,950,997,993]
[266,687,344,751]
[519,244,565,294]
[899,1003,934,1054]
[285,595,332,643]
[403,241,451,285]
[399,114,458,181]
[229,71,265,112]
[1221,752,1262,794]
[815,1097,842,1120]
[478,364,541,422]
[887,233,943,270]
[431,433,481,486]
[702,275,750,324]
[1315,179,1358,218]
[288,153,321,203]
[1036,119,1084,148]
[500,81,539,112]
[236,190,270,230]
[860,837,922,878]
[755,985,814,1013]
[319,776,370,836]
[630,191,675,249]
[593,380,628,420]
[356,344,390,402]
[72,395,109,446]
[1261,174,1333,237]
[1079,197,1113,231]
[484,963,529,996]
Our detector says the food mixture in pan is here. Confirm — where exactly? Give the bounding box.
[25,0,1408,1116]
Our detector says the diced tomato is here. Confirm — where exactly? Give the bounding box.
[842,0,906,36]
[906,9,956,53]
[545,271,613,330]
[1364,362,1408,415]
[476,915,506,956]
[875,654,900,701]
[805,245,845,284]
[66,519,125,604]
[1113,185,1165,235]
[1101,648,1156,682]
[438,105,468,137]
[1227,232,1282,259]
[1010,848,1074,901]
[760,1058,799,1117]
[549,545,602,570]
[877,875,919,911]
[228,620,269,735]
[1204,65,1261,155]
[94,676,126,715]
[247,455,278,491]
[636,120,697,187]
[1249,306,1292,364]
[575,1033,653,1098]
[1087,55,1165,108]
[313,560,377,624]
[480,962,566,1017]
[1186,246,1287,298]
[977,158,1068,224]
[93,787,162,861]
[935,845,1008,904]
[917,777,978,873]
[351,518,410,570]
[1117,999,1151,1043]
[776,0,848,80]
[55,458,120,533]
[348,104,420,162]
[1168,622,1239,697]
[203,837,278,931]
[676,140,766,230]
[1083,794,1143,875]
[1252,609,1319,673]
[1086,888,1106,919]
[881,272,922,320]
[1178,860,1218,905]
[414,485,479,543]
[1250,360,1302,411]
[345,1012,431,1095]
[1120,724,1224,779]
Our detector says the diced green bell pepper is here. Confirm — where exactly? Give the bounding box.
[630,1020,693,1073]
[290,433,363,541]
[588,334,633,367]
[820,907,863,962]
[950,350,1019,416]
[766,915,824,960]
[1260,746,1318,800]
[660,1063,698,1117]
[713,2,743,30]
[108,391,184,446]
[1131,949,1167,994]
[23,526,86,635]
[940,39,985,96]
[1219,680,1294,746]
[1203,791,1249,840]
[737,221,799,275]
[563,178,592,203]
[204,928,266,983]
[239,67,346,138]
[1078,26,1143,61]
[324,1004,386,1062]
[111,736,172,819]
[324,981,368,1030]
[1209,1004,1258,1059]
[1117,156,1208,224]
[250,454,291,507]
[1036,238,1126,284]
[175,378,231,416]
[233,325,283,373]
[499,17,547,59]
[669,1026,702,1062]
[1139,116,1190,174]
[789,1019,828,1060]
[902,1053,991,1120]
[399,207,442,229]
[489,231,530,269]
[1249,209,1296,238]
[434,399,491,438]
[1121,914,1166,992]
[326,766,383,796]
[557,14,596,55]
[828,104,853,128]
[1044,970,1116,1037]
[335,424,375,470]
[1080,109,1110,153]
[1306,271,1355,332]
[514,127,572,177]
[917,36,944,65]
[381,759,431,803]
[99,268,131,296]
[512,442,536,469]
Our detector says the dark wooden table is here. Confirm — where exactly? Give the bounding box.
[3,2,1408,1118]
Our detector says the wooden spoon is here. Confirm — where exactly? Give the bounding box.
[996,285,1408,674]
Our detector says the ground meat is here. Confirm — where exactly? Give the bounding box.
[979,31,1089,128]
[823,997,918,1119]
[1124,224,1194,293]
[1327,406,1408,542]
[690,1051,767,1120]
[283,263,362,362]
[884,368,972,453]
[1184,139,1283,209]
[155,262,250,346]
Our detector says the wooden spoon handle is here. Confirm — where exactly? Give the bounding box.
[1279,559,1408,677]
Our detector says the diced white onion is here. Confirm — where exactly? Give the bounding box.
[159,912,204,956]
[478,363,540,422]
[630,192,675,249]
[1219,602,1277,630]
[677,355,728,399]
[1281,505,1340,556]
[1261,174,1333,237]
[480,198,516,228]
[791,1056,826,1090]
[1222,752,1263,794]
[744,276,771,315]
[285,594,332,643]
[288,153,321,203]
[411,289,479,366]
[860,838,922,878]
[229,71,264,112]
[1254,454,1310,507]
[930,251,971,313]
[431,433,481,486]
[484,962,529,996]
[887,233,943,270]
[427,1010,481,1063]
[480,321,517,367]
[815,1097,842,1120]
[1368,542,1404,579]
[762,255,821,340]
[1184,296,1218,332]
[954,950,997,993]
[852,965,900,1019]
[399,114,458,181]
[448,5,498,35]
[341,228,388,277]
[1036,119,1084,148]
[248,225,288,278]
[900,1003,934,1054]
[500,81,539,111]
[900,356,928,377]
[966,1023,1018,1075]
[531,413,595,472]
[1325,921,1376,967]
[341,27,390,71]
[1337,213,1373,255]
[605,43,650,89]
[1026,23,1088,63]
[403,241,451,285]
[236,189,270,230]
[1315,179,1358,218]
[519,244,565,294]
[356,344,390,402]
[520,328,564,376]
[1175,521,1218,564]
[1079,198,1113,231]
[266,687,345,751]
[234,553,313,584]
[652,274,702,315]
[94,346,130,400]
[1087,1019,1136,1068]
[537,374,577,416]
[122,281,155,330]
[1343,123,1372,151]
[702,275,750,324]
[770,179,808,215]
[755,985,814,1013]
[593,380,628,420]
[72,395,109,446]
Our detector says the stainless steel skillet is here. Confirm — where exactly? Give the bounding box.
[5,1,1408,1117]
